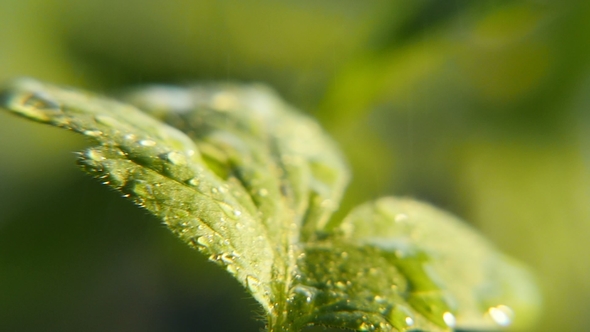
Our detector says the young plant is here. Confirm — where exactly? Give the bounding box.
[0,78,539,332]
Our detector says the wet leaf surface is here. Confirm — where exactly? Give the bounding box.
[0,78,539,331]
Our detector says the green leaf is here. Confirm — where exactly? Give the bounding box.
[316,197,540,331]
[0,78,539,331]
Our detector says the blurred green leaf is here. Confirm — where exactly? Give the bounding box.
[333,197,540,330]
[0,78,539,331]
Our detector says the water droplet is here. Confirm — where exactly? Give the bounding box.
[186,149,195,157]
[488,305,514,327]
[335,281,347,290]
[211,187,219,194]
[221,253,236,265]
[188,178,199,186]
[246,275,261,293]
[292,285,317,304]
[83,130,102,137]
[217,201,240,219]
[85,149,105,161]
[165,151,186,165]
[443,312,456,328]
[139,139,156,147]
[124,134,136,140]
[196,236,212,249]
[258,188,268,197]
[8,89,61,121]
[389,305,415,329]
[226,264,238,275]
[357,322,374,331]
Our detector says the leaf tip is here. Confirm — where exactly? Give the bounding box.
[0,77,63,123]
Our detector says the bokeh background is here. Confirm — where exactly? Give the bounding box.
[1,0,589,331]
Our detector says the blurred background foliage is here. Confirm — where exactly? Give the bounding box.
[1,0,589,331]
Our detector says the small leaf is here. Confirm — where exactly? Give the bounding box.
[0,78,539,331]
[295,197,540,331]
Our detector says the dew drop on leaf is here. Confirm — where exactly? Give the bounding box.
[357,322,374,331]
[291,285,317,304]
[443,311,456,328]
[1,83,61,121]
[226,264,238,275]
[196,236,212,249]
[221,253,237,265]
[85,149,105,161]
[83,130,102,137]
[139,139,156,147]
[488,305,514,327]
[335,281,347,290]
[388,304,415,330]
[246,275,262,293]
[216,201,239,219]
[164,151,186,165]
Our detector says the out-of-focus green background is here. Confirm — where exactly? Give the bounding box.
[1,0,589,331]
